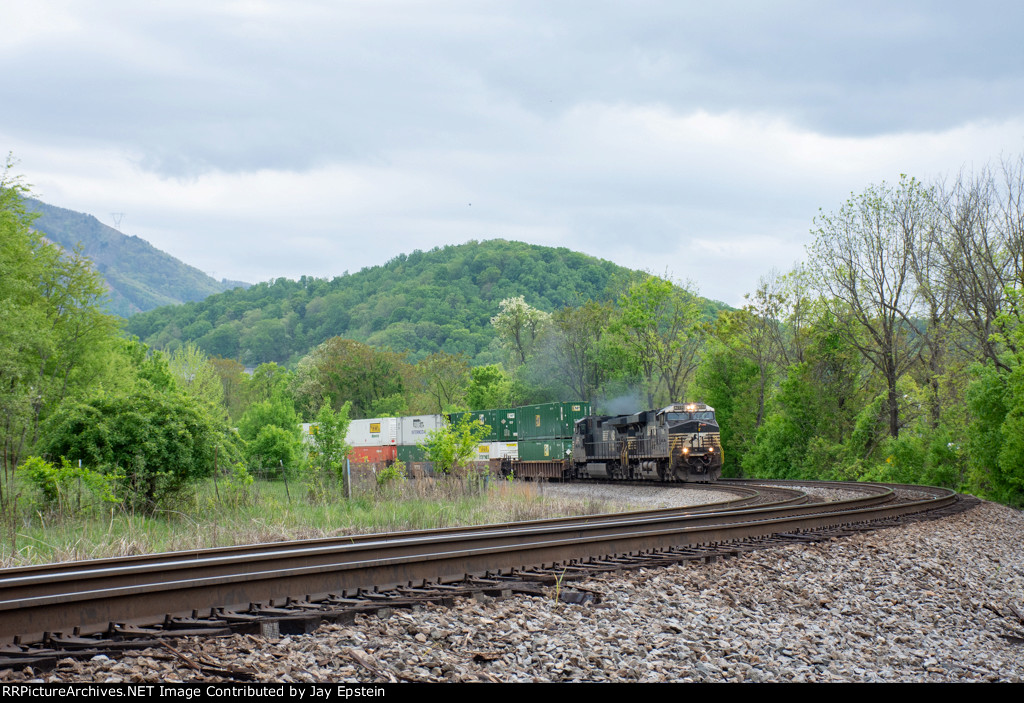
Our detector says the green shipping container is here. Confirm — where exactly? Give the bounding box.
[516,401,591,440]
[517,438,573,461]
[496,408,518,440]
[446,410,500,442]
[397,445,428,463]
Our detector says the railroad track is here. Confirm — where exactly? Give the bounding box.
[0,481,963,667]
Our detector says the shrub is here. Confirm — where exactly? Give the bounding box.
[421,415,490,474]
[20,456,120,516]
[376,461,407,488]
[38,383,238,511]
[246,425,302,478]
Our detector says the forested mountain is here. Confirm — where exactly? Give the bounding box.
[26,198,248,317]
[125,239,729,366]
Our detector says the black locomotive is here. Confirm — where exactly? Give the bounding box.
[497,401,723,483]
[568,402,723,483]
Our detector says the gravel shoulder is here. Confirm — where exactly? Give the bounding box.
[20,494,1024,683]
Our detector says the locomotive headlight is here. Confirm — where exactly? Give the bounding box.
[708,447,714,453]
[682,447,689,454]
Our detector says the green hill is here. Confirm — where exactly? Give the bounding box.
[126,239,728,366]
[26,199,248,317]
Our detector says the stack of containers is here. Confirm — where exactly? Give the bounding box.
[516,401,591,461]
[447,408,520,465]
[395,414,444,468]
[489,408,519,461]
[346,417,399,464]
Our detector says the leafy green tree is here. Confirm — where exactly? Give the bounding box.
[292,337,408,419]
[33,242,119,426]
[237,395,300,442]
[209,356,250,420]
[168,342,226,416]
[741,309,863,480]
[547,301,613,405]
[20,455,120,516]
[0,158,119,539]
[964,298,1024,505]
[236,392,303,476]
[692,339,760,475]
[248,362,292,404]
[0,159,48,486]
[996,362,1024,502]
[415,352,470,413]
[464,364,512,410]
[310,400,352,482]
[368,392,409,417]
[421,415,491,474]
[246,425,301,479]
[611,275,705,407]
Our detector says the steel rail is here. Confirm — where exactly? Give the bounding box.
[1,482,882,601]
[0,482,950,643]
[0,483,779,584]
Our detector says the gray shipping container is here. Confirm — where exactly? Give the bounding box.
[397,414,444,446]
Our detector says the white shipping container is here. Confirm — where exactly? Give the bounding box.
[487,441,519,460]
[346,417,399,446]
[397,414,444,446]
[300,423,317,445]
[473,443,491,461]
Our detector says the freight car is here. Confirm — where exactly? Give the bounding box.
[497,402,723,483]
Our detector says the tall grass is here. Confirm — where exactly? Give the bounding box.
[2,474,630,567]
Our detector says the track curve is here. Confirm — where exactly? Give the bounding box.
[0,480,960,646]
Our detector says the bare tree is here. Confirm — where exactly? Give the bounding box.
[549,301,613,405]
[808,177,932,438]
[722,271,799,429]
[931,165,1014,368]
[416,352,469,413]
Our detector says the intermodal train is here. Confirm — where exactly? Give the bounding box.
[499,402,724,484]
[326,400,723,484]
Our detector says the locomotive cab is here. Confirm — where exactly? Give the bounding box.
[658,402,723,480]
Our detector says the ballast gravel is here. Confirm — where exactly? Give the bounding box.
[18,494,1024,683]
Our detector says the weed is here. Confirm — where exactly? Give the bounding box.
[554,565,568,606]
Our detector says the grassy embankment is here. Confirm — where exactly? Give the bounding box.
[2,474,627,568]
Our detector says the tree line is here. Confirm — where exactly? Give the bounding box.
[123,240,647,367]
[710,160,1024,506]
[3,151,1024,523]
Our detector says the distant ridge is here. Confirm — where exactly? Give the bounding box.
[26,198,248,317]
[125,239,731,366]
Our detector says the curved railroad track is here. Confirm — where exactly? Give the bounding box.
[0,480,965,666]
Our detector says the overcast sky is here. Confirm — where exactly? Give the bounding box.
[3,1,1023,306]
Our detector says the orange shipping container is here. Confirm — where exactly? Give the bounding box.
[348,445,398,464]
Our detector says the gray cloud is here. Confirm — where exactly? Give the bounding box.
[3,1,1024,306]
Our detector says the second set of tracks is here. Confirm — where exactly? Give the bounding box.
[0,480,964,660]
